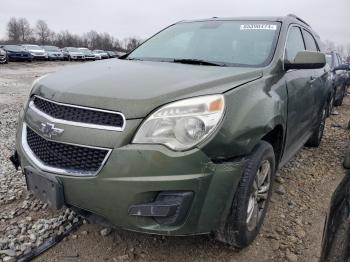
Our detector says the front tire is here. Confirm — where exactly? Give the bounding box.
[217,141,275,248]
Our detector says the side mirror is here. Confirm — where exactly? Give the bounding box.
[285,51,326,70]
[333,64,350,72]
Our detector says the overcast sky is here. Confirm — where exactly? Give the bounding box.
[0,0,349,45]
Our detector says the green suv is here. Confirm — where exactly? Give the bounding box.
[12,14,327,247]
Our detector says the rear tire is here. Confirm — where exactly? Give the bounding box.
[216,141,275,248]
[326,94,335,117]
[334,86,346,106]
[305,106,326,147]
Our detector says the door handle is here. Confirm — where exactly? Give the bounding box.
[308,76,316,84]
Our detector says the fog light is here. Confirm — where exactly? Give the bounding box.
[128,191,193,226]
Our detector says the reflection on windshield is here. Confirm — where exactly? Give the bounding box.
[43,46,60,51]
[128,20,280,67]
[5,45,25,52]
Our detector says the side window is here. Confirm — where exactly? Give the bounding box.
[285,26,305,61]
[302,30,319,51]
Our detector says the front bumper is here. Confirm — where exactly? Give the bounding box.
[0,55,7,62]
[15,109,245,235]
[31,54,48,60]
[70,56,85,60]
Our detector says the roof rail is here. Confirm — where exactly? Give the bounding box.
[287,14,310,26]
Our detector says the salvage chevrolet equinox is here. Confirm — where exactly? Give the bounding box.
[12,14,328,247]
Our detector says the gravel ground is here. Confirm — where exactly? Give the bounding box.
[0,62,349,262]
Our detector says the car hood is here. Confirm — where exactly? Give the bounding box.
[28,49,45,53]
[7,50,30,54]
[33,59,263,119]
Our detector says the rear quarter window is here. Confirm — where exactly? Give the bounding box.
[302,30,319,51]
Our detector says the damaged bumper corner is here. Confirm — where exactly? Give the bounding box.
[10,150,21,170]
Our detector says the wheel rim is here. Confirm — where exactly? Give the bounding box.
[246,160,271,231]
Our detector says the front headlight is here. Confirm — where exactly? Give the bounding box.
[133,95,225,151]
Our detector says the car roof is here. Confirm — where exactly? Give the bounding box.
[178,14,312,30]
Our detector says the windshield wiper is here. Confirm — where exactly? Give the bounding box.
[172,59,226,67]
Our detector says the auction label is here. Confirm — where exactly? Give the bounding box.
[240,24,277,30]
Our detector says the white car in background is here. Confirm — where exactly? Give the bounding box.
[22,44,48,60]
[62,47,85,61]
[93,52,102,60]
[93,50,109,59]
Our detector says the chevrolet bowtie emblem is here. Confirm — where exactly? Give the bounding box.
[40,123,64,138]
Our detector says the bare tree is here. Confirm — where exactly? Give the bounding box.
[36,20,53,44]
[122,37,142,52]
[7,17,21,42]
[4,16,141,51]
[336,45,346,58]
[323,40,336,52]
[17,18,33,42]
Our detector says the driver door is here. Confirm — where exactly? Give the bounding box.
[284,26,314,155]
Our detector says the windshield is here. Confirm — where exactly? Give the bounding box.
[23,45,42,50]
[80,49,92,54]
[4,45,25,52]
[128,20,280,67]
[43,46,60,51]
[67,47,80,52]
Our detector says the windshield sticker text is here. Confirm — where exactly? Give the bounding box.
[240,24,277,31]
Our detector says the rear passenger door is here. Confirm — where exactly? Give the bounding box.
[302,29,326,125]
[284,26,313,153]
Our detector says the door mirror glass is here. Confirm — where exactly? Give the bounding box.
[285,51,326,70]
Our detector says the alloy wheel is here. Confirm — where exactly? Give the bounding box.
[246,160,271,231]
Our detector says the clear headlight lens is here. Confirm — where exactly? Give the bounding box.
[133,95,225,151]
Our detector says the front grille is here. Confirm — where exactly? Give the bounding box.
[33,96,124,128]
[26,126,109,174]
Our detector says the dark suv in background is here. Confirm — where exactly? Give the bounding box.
[326,51,349,107]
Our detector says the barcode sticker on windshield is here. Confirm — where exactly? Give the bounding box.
[240,24,277,31]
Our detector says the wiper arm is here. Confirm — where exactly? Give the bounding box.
[173,59,226,67]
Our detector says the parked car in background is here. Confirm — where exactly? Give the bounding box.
[62,47,85,61]
[78,48,96,61]
[325,51,349,107]
[116,51,127,58]
[12,15,328,248]
[42,45,64,61]
[93,52,102,60]
[106,51,118,58]
[93,49,109,59]
[1,45,33,62]
[0,47,8,64]
[22,44,48,60]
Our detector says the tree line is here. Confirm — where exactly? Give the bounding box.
[2,17,143,52]
[2,16,350,60]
